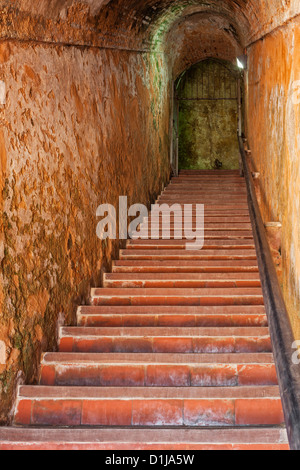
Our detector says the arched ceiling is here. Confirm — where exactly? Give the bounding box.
[1,0,299,49]
[165,12,244,78]
[0,0,299,79]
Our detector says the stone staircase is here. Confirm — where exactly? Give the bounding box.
[0,170,289,450]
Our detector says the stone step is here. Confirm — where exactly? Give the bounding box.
[77,305,268,328]
[126,239,255,249]
[154,202,250,208]
[58,326,271,354]
[138,224,252,230]
[162,185,247,190]
[39,352,277,387]
[131,231,254,240]
[103,273,261,288]
[14,386,284,427]
[112,260,259,273]
[119,250,257,260]
[143,216,251,222]
[158,199,249,204]
[90,287,264,306]
[0,427,289,450]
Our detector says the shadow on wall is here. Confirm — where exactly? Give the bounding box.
[176,59,241,170]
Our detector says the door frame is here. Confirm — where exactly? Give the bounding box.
[170,59,244,176]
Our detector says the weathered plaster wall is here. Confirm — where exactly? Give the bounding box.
[178,60,240,170]
[0,41,170,422]
[246,18,300,340]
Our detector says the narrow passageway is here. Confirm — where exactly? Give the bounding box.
[0,170,289,450]
[0,0,299,451]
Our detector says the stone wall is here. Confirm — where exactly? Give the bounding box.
[246,18,300,340]
[0,41,170,422]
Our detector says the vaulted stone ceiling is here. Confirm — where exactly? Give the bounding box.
[1,0,299,50]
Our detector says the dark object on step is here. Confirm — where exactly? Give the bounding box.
[214,159,223,169]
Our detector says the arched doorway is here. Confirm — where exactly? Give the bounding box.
[172,59,243,173]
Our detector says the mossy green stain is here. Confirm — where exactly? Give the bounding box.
[177,60,240,170]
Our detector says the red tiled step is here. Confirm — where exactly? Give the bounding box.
[126,240,255,250]
[167,173,241,177]
[131,232,254,241]
[39,352,277,387]
[90,287,264,306]
[158,199,249,204]
[172,175,243,178]
[143,213,249,218]
[113,260,259,273]
[119,250,257,261]
[177,173,241,177]
[142,216,251,223]
[103,273,261,288]
[169,184,246,188]
[171,185,246,189]
[153,208,250,214]
[173,181,244,185]
[170,181,244,184]
[135,231,254,239]
[0,427,289,451]
[158,198,249,204]
[41,351,275,365]
[77,305,268,328]
[59,326,271,354]
[157,207,249,213]
[138,226,252,233]
[160,194,248,200]
[160,187,246,191]
[140,221,252,228]
[160,186,246,190]
[158,198,248,203]
[178,169,240,173]
[164,184,246,188]
[163,185,247,190]
[141,221,252,228]
[153,203,250,209]
[127,240,255,249]
[14,386,284,427]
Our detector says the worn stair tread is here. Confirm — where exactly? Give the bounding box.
[18,385,281,399]
[120,249,256,254]
[105,273,261,280]
[60,326,270,337]
[162,191,248,194]
[104,273,262,287]
[0,426,289,446]
[91,287,263,295]
[132,231,254,238]
[90,287,264,305]
[42,352,274,364]
[104,274,261,285]
[114,260,259,266]
[127,241,255,248]
[149,200,249,207]
[78,305,266,314]
[137,226,252,231]
[77,305,268,327]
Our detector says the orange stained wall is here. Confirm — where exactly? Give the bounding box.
[246,18,300,339]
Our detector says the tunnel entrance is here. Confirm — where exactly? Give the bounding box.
[172,59,242,173]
